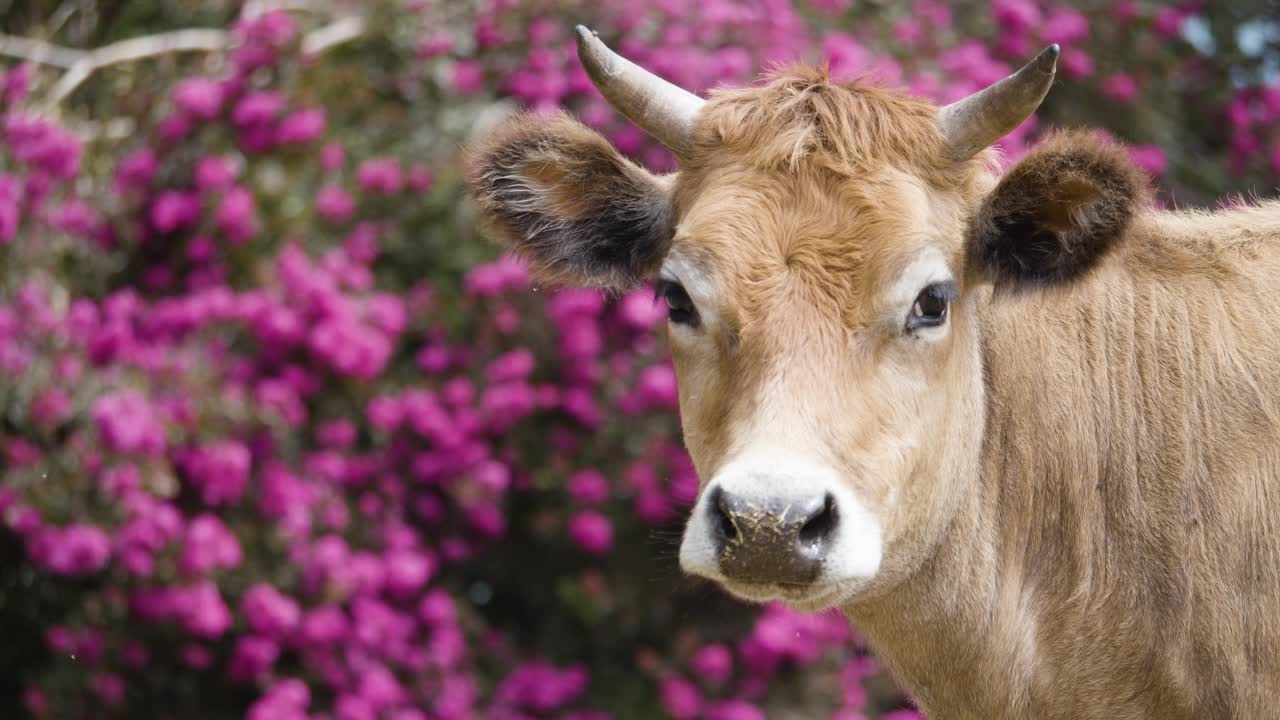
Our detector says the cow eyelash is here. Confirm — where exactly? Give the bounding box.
[906,281,957,332]
[654,278,700,327]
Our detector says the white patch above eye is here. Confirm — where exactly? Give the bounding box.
[887,247,955,338]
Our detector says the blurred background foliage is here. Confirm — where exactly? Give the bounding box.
[0,0,1278,719]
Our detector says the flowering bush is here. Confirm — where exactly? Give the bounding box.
[1,1,1276,718]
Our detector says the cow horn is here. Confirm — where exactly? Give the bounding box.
[938,44,1060,161]
[575,25,705,159]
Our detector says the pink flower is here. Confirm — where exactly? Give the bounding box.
[356,158,403,194]
[384,548,436,595]
[692,644,733,685]
[29,388,72,427]
[216,185,259,244]
[30,524,110,575]
[637,364,679,408]
[114,148,157,195]
[569,470,610,505]
[992,0,1040,31]
[1101,73,1138,102]
[149,191,201,233]
[173,77,223,120]
[568,511,613,554]
[417,32,455,59]
[1129,145,1168,175]
[176,581,233,638]
[195,155,238,192]
[1059,46,1094,78]
[3,62,32,104]
[659,677,702,719]
[93,390,167,455]
[316,185,356,223]
[706,700,765,720]
[1153,8,1186,38]
[451,61,485,95]
[179,514,242,574]
[417,590,456,626]
[0,175,20,243]
[277,107,326,144]
[178,440,252,506]
[233,91,285,127]
[229,636,280,680]
[1042,7,1089,45]
[321,142,346,171]
[406,164,434,193]
[811,0,852,13]
[90,673,125,706]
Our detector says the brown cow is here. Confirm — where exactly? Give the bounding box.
[465,26,1280,720]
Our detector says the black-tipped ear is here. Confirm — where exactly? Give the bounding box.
[464,111,673,289]
[968,131,1148,288]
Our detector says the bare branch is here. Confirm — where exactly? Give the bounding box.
[44,28,230,107]
[302,15,365,55]
[0,33,86,69]
[20,16,366,112]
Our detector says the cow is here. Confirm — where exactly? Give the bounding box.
[464,26,1280,720]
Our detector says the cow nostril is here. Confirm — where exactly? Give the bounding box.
[798,492,838,547]
[710,487,738,543]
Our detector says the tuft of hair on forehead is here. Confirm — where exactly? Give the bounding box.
[686,65,970,186]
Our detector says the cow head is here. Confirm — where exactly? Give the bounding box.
[465,28,1145,610]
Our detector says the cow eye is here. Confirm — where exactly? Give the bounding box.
[906,282,956,331]
[655,279,699,327]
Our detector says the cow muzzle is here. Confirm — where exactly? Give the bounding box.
[710,485,837,585]
[678,450,883,607]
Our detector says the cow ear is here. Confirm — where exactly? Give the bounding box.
[967,131,1148,289]
[464,111,674,289]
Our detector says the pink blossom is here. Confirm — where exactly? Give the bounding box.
[706,700,766,720]
[569,469,610,505]
[356,158,403,194]
[91,673,125,706]
[278,107,326,144]
[660,677,702,719]
[1153,8,1186,38]
[451,61,485,95]
[568,511,613,554]
[992,0,1040,31]
[176,581,233,638]
[173,77,224,120]
[1129,145,1168,176]
[114,148,157,195]
[195,155,238,192]
[1101,73,1138,102]
[0,175,20,243]
[232,91,285,127]
[1042,7,1089,45]
[417,32,455,58]
[321,142,346,171]
[692,644,733,685]
[1059,46,1094,78]
[149,191,201,233]
[316,184,356,222]
[4,62,32,104]
[179,514,242,574]
[93,390,167,455]
[216,185,259,244]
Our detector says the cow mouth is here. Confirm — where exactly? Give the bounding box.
[708,576,862,612]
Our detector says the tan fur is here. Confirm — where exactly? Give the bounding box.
[465,66,1280,719]
[669,72,1280,719]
